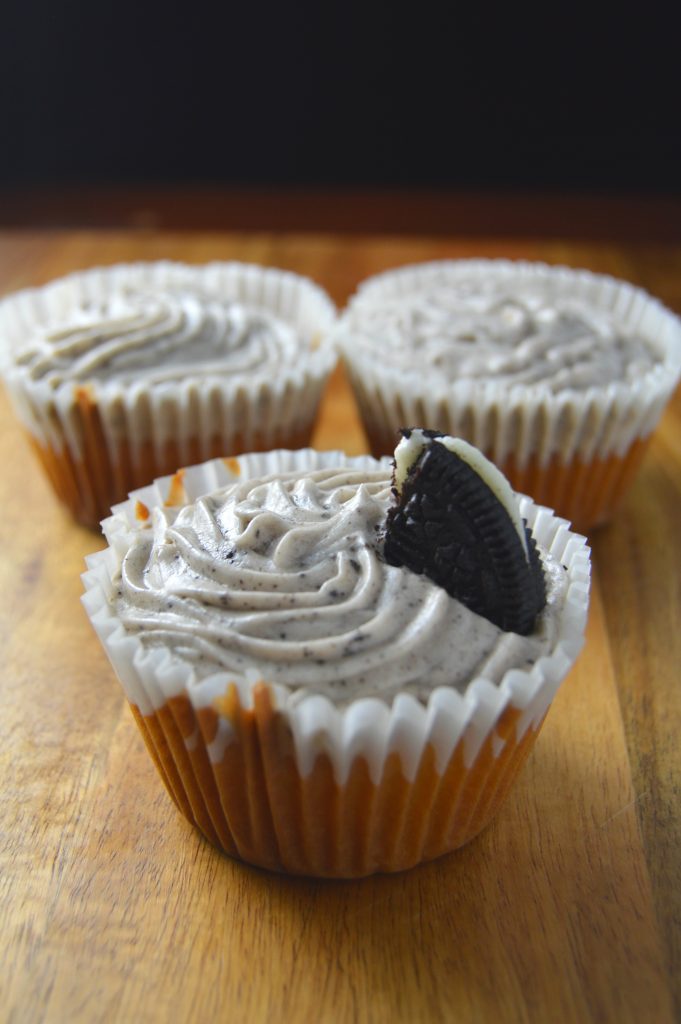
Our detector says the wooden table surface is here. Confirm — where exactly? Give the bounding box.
[1,230,680,1024]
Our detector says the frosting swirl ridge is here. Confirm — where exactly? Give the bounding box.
[16,287,303,387]
[112,467,564,703]
[344,280,659,391]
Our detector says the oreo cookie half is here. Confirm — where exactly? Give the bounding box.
[383,429,546,635]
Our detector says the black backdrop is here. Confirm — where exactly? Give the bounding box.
[2,3,678,193]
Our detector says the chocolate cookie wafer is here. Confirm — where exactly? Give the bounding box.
[384,429,546,635]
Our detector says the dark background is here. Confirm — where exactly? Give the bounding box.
[1,4,678,195]
[1,3,675,192]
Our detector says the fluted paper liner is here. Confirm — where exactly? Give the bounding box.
[0,261,337,528]
[82,449,591,877]
[337,259,681,530]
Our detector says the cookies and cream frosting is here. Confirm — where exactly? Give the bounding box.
[111,465,567,705]
[13,287,304,388]
[342,277,659,391]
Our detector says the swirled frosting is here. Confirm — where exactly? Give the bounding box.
[343,279,659,391]
[111,466,566,704]
[15,287,303,387]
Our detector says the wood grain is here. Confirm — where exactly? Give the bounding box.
[3,188,681,242]
[1,230,679,1024]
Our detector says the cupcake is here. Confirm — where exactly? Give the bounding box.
[336,259,681,531]
[81,434,590,878]
[0,261,336,529]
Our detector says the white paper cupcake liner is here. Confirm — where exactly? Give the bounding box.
[82,449,590,788]
[336,259,681,468]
